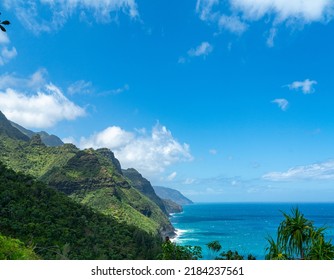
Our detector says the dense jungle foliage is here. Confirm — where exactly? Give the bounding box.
[0,161,162,259]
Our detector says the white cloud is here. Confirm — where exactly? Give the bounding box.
[67,80,93,95]
[188,42,213,57]
[0,31,17,66]
[4,0,139,34]
[184,178,196,185]
[67,81,129,96]
[271,98,289,111]
[266,27,277,47]
[218,15,248,34]
[0,69,48,91]
[196,0,219,21]
[0,46,17,66]
[230,0,334,23]
[167,171,177,181]
[70,123,193,176]
[0,71,86,129]
[196,0,334,41]
[79,126,134,150]
[0,32,10,44]
[103,84,130,96]
[263,160,334,181]
[288,79,317,94]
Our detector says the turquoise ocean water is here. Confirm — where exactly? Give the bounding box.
[170,203,334,260]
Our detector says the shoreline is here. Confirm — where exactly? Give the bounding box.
[164,202,334,260]
[170,228,188,243]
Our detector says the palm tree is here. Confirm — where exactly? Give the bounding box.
[307,227,334,260]
[265,235,288,260]
[278,207,313,259]
[266,207,334,260]
[206,240,222,259]
[0,13,10,32]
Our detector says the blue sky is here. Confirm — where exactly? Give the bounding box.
[1,0,334,202]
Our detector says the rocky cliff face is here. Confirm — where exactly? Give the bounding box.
[122,168,168,215]
[162,199,183,214]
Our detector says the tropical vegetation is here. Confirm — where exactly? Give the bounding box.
[265,207,334,260]
[0,161,162,259]
[0,110,176,259]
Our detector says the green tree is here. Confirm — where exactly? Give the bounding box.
[307,227,334,260]
[160,239,202,260]
[206,240,222,253]
[265,235,288,260]
[0,13,10,32]
[0,234,39,260]
[206,240,256,260]
[266,207,334,260]
[278,208,313,259]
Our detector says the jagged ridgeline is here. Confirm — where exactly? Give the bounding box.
[0,111,174,259]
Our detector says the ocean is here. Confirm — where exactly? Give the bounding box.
[170,203,334,260]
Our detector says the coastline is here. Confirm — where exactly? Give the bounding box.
[170,229,188,243]
[165,202,334,260]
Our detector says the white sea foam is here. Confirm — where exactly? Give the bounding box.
[170,229,189,242]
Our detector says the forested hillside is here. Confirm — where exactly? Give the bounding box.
[0,162,161,259]
[0,110,174,259]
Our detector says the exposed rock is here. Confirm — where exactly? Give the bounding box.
[122,168,168,215]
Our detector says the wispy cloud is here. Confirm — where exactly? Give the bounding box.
[188,41,213,57]
[218,15,248,34]
[288,79,317,94]
[271,98,289,111]
[102,84,130,96]
[67,123,193,176]
[231,0,334,23]
[0,70,85,129]
[196,0,219,21]
[4,0,139,34]
[0,32,10,44]
[195,0,334,43]
[0,32,17,66]
[196,0,248,35]
[263,160,334,181]
[67,80,94,95]
[0,46,17,66]
[167,171,177,181]
[266,27,277,47]
[67,80,129,96]
[0,68,48,91]
[179,41,213,63]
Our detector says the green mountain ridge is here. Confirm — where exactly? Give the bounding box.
[153,186,193,206]
[0,110,176,259]
[0,111,30,142]
[10,121,64,147]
